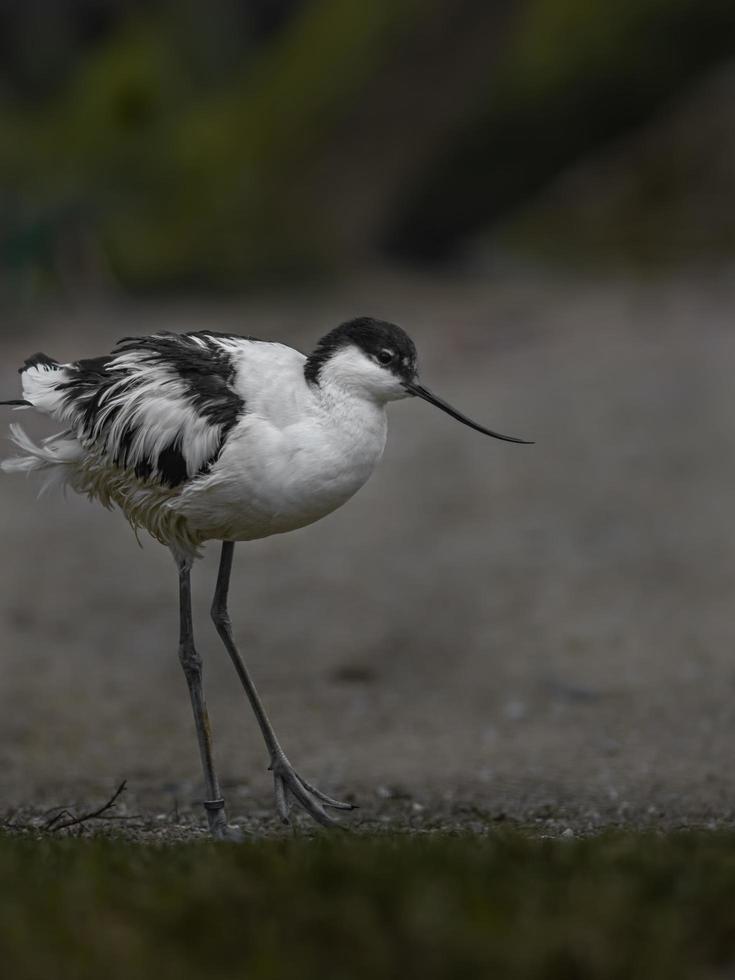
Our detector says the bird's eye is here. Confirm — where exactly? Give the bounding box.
[377,349,394,365]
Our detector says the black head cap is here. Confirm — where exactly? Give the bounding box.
[304,317,417,386]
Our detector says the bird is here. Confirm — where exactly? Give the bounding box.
[1,317,531,837]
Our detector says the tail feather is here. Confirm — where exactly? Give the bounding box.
[21,353,59,372]
[0,353,64,413]
[19,359,70,415]
[2,354,83,492]
[2,423,83,480]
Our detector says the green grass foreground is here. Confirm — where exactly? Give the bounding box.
[2,830,735,979]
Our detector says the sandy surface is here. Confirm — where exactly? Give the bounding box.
[1,267,734,838]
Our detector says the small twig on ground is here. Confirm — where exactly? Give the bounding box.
[44,809,74,830]
[41,804,70,817]
[49,781,128,832]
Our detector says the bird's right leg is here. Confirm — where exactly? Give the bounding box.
[176,558,240,841]
[211,541,355,828]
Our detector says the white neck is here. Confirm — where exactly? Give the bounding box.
[306,359,387,457]
[313,372,388,435]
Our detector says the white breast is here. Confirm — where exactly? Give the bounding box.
[172,347,388,543]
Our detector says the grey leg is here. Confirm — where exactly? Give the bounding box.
[211,541,355,828]
[177,559,239,840]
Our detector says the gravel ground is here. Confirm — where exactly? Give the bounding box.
[1,267,734,839]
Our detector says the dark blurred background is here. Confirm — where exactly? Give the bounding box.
[2,0,735,831]
[3,0,735,297]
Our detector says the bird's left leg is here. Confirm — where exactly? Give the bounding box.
[211,540,355,828]
[177,558,241,841]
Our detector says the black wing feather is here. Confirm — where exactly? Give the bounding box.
[57,332,250,488]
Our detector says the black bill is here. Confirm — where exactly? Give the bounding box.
[403,381,533,444]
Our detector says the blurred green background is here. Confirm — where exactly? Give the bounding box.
[2,0,735,299]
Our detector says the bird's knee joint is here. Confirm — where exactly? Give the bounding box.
[211,605,231,630]
[179,645,202,675]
